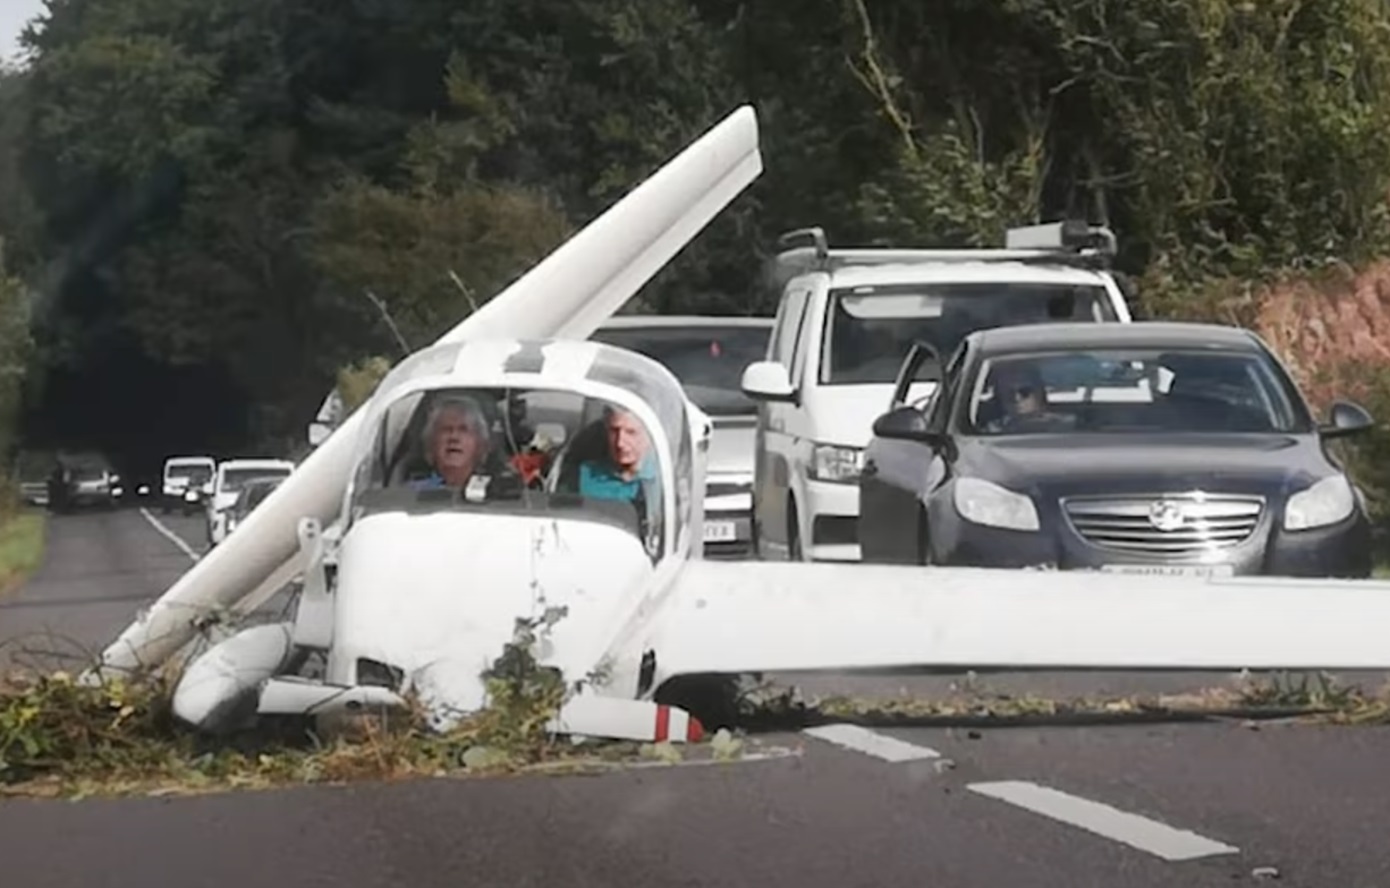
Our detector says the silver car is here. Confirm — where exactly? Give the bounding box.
[591,314,774,558]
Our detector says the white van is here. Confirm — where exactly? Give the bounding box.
[161,456,215,514]
[206,458,296,546]
[739,221,1136,562]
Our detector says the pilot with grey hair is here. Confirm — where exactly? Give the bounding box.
[413,395,493,490]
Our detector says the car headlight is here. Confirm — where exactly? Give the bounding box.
[1284,474,1355,531]
[953,477,1040,532]
[184,490,199,502]
[809,444,863,483]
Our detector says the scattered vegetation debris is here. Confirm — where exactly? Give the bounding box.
[0,614,683,799]
[5,656,1390,801]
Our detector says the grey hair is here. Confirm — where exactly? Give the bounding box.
[422,395,492,455]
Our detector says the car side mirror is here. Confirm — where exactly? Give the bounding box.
[1320,400,1374,439]
[741,361,796,403]
[872,406,941,445]
[308,422,333,446]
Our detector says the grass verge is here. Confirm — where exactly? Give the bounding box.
[0,508,45,598]
[3,665,1388,801]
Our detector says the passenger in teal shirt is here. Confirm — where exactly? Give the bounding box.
[578,406,661,511]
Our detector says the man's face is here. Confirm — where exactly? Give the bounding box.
[606,409,649,473]
[996,373,1043,416]
[431,406,483,476]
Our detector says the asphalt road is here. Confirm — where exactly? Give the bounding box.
[2,507,1390,887]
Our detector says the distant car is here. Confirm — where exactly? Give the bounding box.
[207,459,296,546]
[858,321,1376,578]
[591,315,775,557]
[53,452,124,510]
[162,456,216,514]
[223,476,285,540]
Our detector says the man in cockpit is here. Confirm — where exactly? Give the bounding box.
[578,405,659,506]
[413,395,493,490]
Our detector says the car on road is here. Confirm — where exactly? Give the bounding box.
[162,455,216,514]
[206,459,295,546]
[857,321,1376,578]
[740,221,1136,563]
[53,451,124,511]
[591,314,774,557]
[223,476,285,540]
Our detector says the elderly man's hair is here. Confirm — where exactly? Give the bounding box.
[422,394,491,454]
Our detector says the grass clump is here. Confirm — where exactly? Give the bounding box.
[0,508,44,596]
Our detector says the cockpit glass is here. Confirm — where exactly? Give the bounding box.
[350,385,668,554]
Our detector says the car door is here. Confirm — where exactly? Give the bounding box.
[859,342,965,563]
[752,280,812,557]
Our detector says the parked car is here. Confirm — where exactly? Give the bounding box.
[740,221,1135,563]
[206,459,296,546]
[223,476,285,540]
[161,455,216,514]
[591,314,775,557]
[857,321,1375,578]
[52,451,124,511]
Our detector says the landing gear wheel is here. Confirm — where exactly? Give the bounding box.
[653,674,745,734]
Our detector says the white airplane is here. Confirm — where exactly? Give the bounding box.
[91,104,1390,743]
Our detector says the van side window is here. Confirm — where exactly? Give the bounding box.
[771,285,809,369]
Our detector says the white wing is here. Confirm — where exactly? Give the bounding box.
[94,106,764,679]
[647,560,1390,675]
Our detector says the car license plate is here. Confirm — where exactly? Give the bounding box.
[1099,564,1234,578]
[703,521,737,543]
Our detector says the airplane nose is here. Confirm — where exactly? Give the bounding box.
[410,658,490,729]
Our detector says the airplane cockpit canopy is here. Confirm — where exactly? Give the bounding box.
[347,382,670,556]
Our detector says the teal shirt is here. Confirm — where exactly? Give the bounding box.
[578,454,658,503]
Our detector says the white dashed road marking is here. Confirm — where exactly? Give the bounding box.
[967,780,1240,861]
[138,508,201,563]
[802,724,942,762]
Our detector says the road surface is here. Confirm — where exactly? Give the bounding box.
[2,507,1389,887]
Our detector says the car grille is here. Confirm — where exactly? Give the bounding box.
[1062,494,1264,554]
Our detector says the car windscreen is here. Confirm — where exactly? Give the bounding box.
[167,465,212,484]
[591,325,770,415]
[963,348,1310,436]
[222,467,290,492]
[241,479,283,511]
[821,282,1117,385]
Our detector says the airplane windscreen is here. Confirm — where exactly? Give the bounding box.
[351,385,668,554]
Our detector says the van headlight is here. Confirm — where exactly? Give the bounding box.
[1284,474,1355,531]
[809,444,863,483]
[953,477,1040,531]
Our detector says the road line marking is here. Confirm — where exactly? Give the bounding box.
[802,724,941,762]
[139,507,201,563]
[967,780,1239,861]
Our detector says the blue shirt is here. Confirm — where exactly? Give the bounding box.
[577,454,659,503]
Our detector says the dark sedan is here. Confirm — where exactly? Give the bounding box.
[858,321,1376,578]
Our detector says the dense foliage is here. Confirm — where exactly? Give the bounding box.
[3,0,1390,516]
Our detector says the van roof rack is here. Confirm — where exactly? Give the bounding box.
[765,221,1118,291]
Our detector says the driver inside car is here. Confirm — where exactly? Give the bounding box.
[983,361,1073,433]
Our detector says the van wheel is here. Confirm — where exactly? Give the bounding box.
[787,502,802,562]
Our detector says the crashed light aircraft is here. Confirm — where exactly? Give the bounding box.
[91,105,1390,743]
